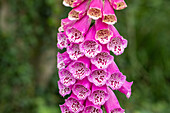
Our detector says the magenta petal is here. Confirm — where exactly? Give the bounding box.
[57,52,69,63]
[57,58,72,70]
[68,0,89,20]
[59,18,76,32]
[109,0,127,10]
[95,19,113,44]
[69,56,91,80]
[65,93,85,113]
[102,0,117,25]
[88,64,110,86]
[60,103,74,113]
[72,77,91,100]
[91,48,114,69]
[106,62,126,90]
[63,0,85,8]
[80,25,102,58]
[58,81,72,97]
[88,84,109,105]
[83,99,103,113]
[67,43,84,60]
[59,68,76,86]
[104,87,125,113]
[87,0,103,20]
[118,81,133,98]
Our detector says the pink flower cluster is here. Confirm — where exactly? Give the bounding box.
[57,0,133,112]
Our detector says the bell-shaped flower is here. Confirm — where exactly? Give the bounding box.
[63,0,85,8]
[109,0,127,10]
[72,77,91,100]
[59,67,76,86]
[58,81,72,97]
[88,84,109,105]
[118,81,133,98]
[106,62,126,90]
[87,0,103,20]
[80,25,102,58]
[102,0,117,25]
[107,25,127,55]
[57,52,72,70]
[69,56,91,80]
[67,43,84,60]
[66,15,92,43]
[60,103,74,113]
[91,45,114,69]
[83,99,103,113]
[57,32,68,49]
[95,19,113,44]
[104,87,125,113]
[65,93,85,113]
[88,64,110,86]
[58,18,76,32]
[68,0,90,20]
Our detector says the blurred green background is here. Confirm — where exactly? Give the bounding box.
[0,0,170,113]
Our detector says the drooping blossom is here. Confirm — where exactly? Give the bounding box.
[91,45,114,69]
[59,67,76,86]
[69,56,91,80]
[57,32,68,49]
[58,18,76,32]
[66,15,91,43]
[58,81,72,97]
[88,64,110,86]
[104,87,125,113]
[109,0,127,10]
[80,25,102,58]
[102,0,117,25]
[107,25,127,55]
[83,99,103,113]
[72,77,91,100]
[95,19,113,44]
[67,43,84,60]
[65,93,85,113]
[60,103,74,113]
[68,0,89,20]
[118,81,133,98]
[106,62,126,90]
[63,0,85,8]
[88,84,109,105]
[87,0,103,20]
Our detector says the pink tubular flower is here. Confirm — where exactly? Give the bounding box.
[68,0,89,20]
[80,25,102,58]
[63,0,84,8]
[95,19,113,44]
[69,56,91,80]
[91,45,114,69]
[104,87,125,113]
[66,15,91,43]
[58,81,72,97]
[59,67,76,86]
[107,25,127,55]
[65,93,84,113]
[67,43,84,60]
[109,0,127,10]
[58,18,76,32]
[88,84,109,105]
[88,64,110,86]
[72,77,91,100]
[106,62,126,90]
[57,32,68,49]
[83,99,103,113]
[102,0,117,25]
[60,103,74,113]
[87,0,103,20]
[118,81,133,98]
[57,52,72,69]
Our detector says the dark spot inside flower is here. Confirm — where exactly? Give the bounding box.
[88,8,101,18]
